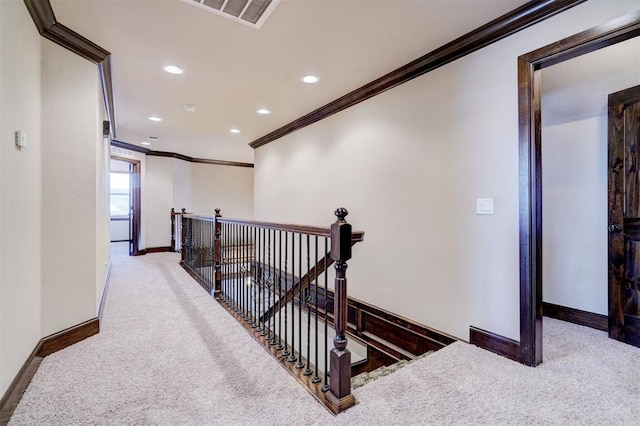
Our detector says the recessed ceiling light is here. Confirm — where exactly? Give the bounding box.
[184,104,197,112]
[141,142,151,146]
[148,116,162,122]
[257,108,271,115]
[163,65,184,75]
[230,128,241,134]
[302,75,319,84]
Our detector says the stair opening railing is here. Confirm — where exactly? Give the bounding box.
[171,208,192,252]
[180,208,364,414]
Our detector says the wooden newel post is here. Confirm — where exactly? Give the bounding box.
[180,211,187,264]
[326,207,356,413]
[214,208,222,297]
[170,208,176,252]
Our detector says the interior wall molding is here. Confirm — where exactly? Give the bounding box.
[0,318,99,423]
[23,0,117,138]
[469,326,520,362]
[111,140,255,168]
[249,0,586,149]
[542,302,608,331]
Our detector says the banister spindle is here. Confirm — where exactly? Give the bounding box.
[214,208,222,298]
[326,208,355,414]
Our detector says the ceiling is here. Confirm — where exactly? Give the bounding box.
[51,0,529,163]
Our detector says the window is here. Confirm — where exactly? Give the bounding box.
[110,172,130,218]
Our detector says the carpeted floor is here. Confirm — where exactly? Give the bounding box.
[9,253,640,425]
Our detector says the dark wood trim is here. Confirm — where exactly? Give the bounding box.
[145,246,172,253]
[110,140,255,168]
[98,260,112,321]
[147,150,254,168]
[249,0,586,149]
[99,57,116,137]
[469,326,520,362]
[217,216,364,241]
[0,318,100,423]
[518,10,640,367]
[542,302,607,331]
[111,140,149,154]
[0,342,43,425]
[39,318,100,358]
[24,0,117,138]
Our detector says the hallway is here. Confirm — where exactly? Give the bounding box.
[9,253,640,425]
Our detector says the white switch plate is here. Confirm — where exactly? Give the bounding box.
[477,198,494,215]
[15,130,27,148]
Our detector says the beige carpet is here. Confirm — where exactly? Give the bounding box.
[9,252,640,425]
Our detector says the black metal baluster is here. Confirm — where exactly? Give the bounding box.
[249,227,258,328]
[283,232,290,356]
[304,234,313,376]
[322,237,330,392]
[288,232,297,363]
[312,236,321,383]
[270,229,277,344]
[242,225,247,319]
[253,226,259,328]
[296,233,304,369]
[233,224,240,314]
[277,230,283,351]
[266,228,272,340]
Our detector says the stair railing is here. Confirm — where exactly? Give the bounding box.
[180,208,364,414]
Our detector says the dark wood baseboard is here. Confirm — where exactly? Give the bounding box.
[543,302,607,331]
[39,318,100,358]
[0,342,44,425]
[0,318,100,424]
[144,246,172,254]
[469,326,519,362]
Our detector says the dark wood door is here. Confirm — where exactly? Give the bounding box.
[609,84,640,347]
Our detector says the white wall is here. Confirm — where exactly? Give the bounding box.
[0,0,42,394]
[145,157,254,248]
[173,158,192,211]
[191,163,254,218]
[145,156,175,248]
[40,39,103,336]
[542,115,608,315]
[96,92,110,312]
[254,1,640,341]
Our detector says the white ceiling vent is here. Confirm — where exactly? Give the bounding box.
[184,0,280,29]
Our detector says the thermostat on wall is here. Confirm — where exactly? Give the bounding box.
[15,130,27,148]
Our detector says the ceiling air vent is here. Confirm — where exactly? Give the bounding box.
[184,0,280,30]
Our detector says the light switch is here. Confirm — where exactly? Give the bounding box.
[477,198,494,215]
[15,130,27,148]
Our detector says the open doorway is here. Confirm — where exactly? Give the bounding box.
[110,157,141,256]
[518,11,640,366]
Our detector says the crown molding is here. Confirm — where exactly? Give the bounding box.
[111,140,254,168]
[24,0,116,137]
[249,0,587,149]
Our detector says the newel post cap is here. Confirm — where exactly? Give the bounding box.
[331,207,352,261]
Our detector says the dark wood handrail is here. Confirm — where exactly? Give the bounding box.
[217,216,364,242]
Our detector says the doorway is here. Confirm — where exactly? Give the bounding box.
[110,157,141,256]
[518,11,640,366]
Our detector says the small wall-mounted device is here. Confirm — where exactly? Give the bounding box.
[476,198,494,215]
[15,130,27,149]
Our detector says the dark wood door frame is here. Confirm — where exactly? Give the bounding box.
[518,11,640,366]
[111,156,142,256]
